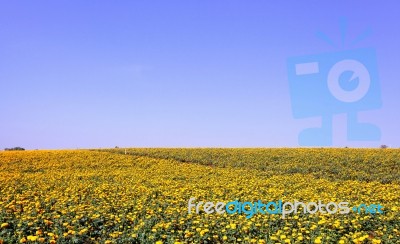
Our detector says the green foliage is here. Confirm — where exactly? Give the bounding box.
[101,148,400,184]
[4,147,25,151]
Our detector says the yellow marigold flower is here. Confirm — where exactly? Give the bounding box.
[27,236,38,242]
[358,235,368,242]
[44,219,53,225]
[0,223,8,228]
[314,237,322,244]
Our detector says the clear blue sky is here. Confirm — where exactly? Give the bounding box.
[1,1,399,149]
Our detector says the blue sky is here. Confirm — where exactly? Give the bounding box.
[1,1,399,149]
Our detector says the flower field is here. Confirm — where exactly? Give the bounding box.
[0,149,399,243]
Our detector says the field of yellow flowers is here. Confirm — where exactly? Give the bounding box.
[0,149,399,243]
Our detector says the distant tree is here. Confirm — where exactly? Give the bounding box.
[4,147,25,151]
[115,146,119,149]
[380,145,388,149]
